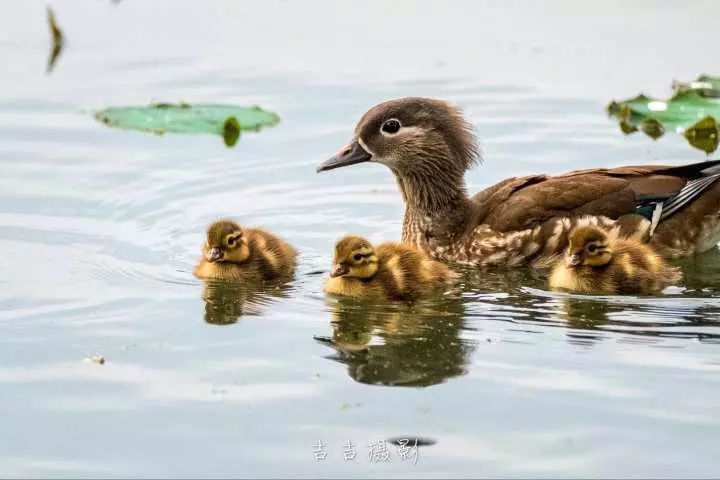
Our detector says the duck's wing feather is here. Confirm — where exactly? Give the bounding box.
[472,160,720,233]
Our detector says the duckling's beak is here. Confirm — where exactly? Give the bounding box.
[206,247,223,263]
[330,263,349,277]
[566,254,582,268]
[316,140,372,173]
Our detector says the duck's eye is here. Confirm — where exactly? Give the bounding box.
[587,243,597,253]
[381,119,401,134]
[353,253,363,262]
[227,236,238,247]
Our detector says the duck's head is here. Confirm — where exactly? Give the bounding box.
[566,226,612,268]
[202,220,250,264]
[331,236,379,279]
[317,97,479,179]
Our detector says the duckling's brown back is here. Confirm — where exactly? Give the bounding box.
[375,242,454,299]
[609,239,681,294]
[245,228,297,280]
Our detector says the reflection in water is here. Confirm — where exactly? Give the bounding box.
[200,279,293,325]
[553,295,720,342]
[316,295,474,387]
[316,253,720,386]
[675,249,720,295]
[455,252,720,344]
[456,265,547,293]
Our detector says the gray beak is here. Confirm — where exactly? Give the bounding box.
[566,254,582,267]
[330,263,349,278]
[316,139,372,173]
[206,247,223,263]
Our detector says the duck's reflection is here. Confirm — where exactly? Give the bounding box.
[200,279,293,325]
[316,295,474,387]
[674,248,720,295]
[456,265,546,294]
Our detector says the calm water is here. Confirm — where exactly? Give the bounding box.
[1,1,720,477]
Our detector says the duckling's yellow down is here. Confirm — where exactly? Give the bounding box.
[550,225,681,295]
[325,236,457,300]
[194,220,296,282]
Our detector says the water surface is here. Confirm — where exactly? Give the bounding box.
[1,1,719,477]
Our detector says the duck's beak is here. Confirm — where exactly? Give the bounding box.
[206,247,223,263]
[330,263,349,277]
[316,139,372,173]
[566,254,582,268]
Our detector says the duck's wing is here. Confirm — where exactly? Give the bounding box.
[472,160,720,233]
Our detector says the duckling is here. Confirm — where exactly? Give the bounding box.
[193,220,296,281]
[317,97,720,265]
[324,235,457,300]
[549,225,681,295]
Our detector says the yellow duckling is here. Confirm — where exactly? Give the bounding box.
[549,225,681,295]
[193,220,296,281]
[324,236,457,300]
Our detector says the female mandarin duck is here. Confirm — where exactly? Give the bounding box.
[317,97,720,267]
[324,235,457,300]
[549,224,681,295]
[194,220,297,281]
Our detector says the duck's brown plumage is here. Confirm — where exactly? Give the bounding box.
[324,235,456,300]
[549,225,682,295]
[193,220,297,281]
[317,97,720,267]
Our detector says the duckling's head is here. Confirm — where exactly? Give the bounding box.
[317,97,479,178]
[566,226,613,268]
[331,236,379,279]
[203,220,250,264]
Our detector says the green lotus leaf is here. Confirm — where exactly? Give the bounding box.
[673,74,720,98]
[607,75,720,153]
[94,103,280,146]
[684,116,719,154]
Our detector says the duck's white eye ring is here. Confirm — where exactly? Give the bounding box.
[381,118,401,135]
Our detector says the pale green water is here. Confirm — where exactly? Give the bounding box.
[1,1,719,477]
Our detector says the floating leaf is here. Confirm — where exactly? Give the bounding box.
[640,118,664,139]
[684,116,719,154]
[94,103,279,146]
[608,77,720,153]
[46,6,64,74]
[618,119,638,135]
[673,74,720,98]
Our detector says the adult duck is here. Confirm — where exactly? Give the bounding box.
[317,97,720,267]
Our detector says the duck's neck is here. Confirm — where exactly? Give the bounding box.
[394,167,475,249]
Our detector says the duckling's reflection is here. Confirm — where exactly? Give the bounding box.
[552,293,720,344]
[201,279,293,325]
[459,261,720,344]
[554,296,624,344]
[316,295,473,387]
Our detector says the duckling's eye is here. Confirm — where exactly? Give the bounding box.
[353,253,363,262]
[227,235,242,248]
[587,243,598,253]
[381,119,401,135]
